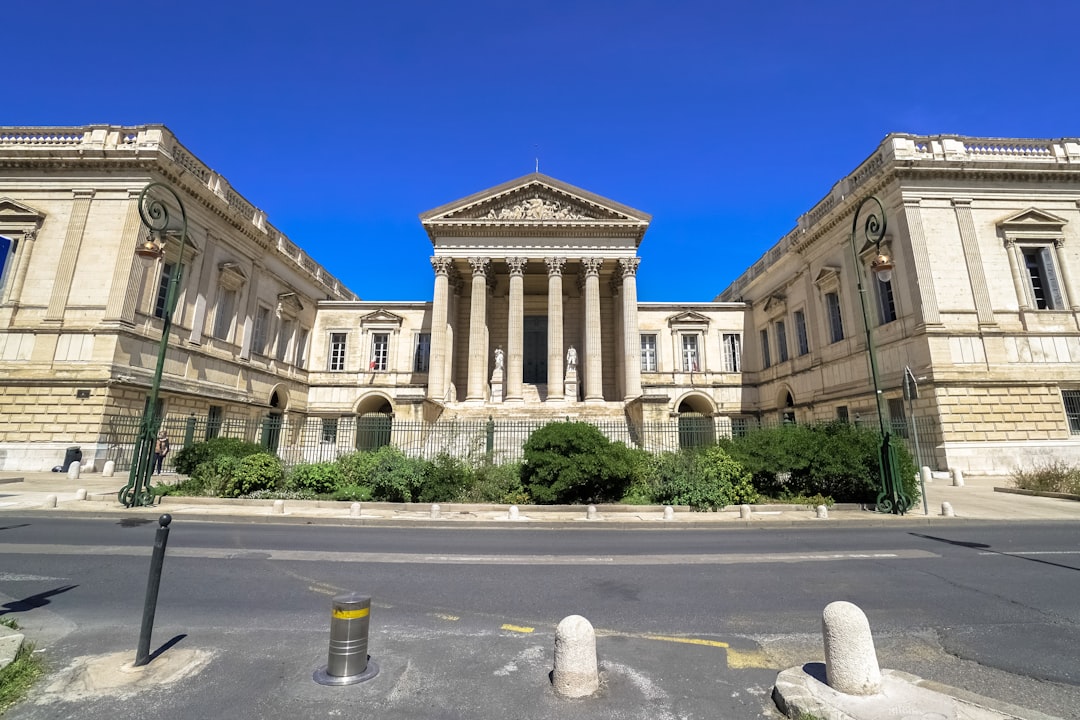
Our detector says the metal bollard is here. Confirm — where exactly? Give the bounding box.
[314,593,379,685]
[135,514,172,667]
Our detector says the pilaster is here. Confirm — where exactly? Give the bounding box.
[46,189,95,323]
[952,199,996,325]
[104,191,141,324]
[901,198,941,326]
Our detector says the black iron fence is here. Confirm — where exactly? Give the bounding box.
[100,412,942,473]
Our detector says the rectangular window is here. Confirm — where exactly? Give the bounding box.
[759,329,771,369]
[887,397,908,438]
[1023,246,1065,310]
[681,334,699,372]
[154,262,176,319]
[640,334,657,372]
[206,405,223,440]
[825,291,844,343]
[321,418,338,444]
[252,306,270,355]
[276,319,292,362]
[370,332,389,371]
[414,332,431,372]
[721,333,741,372]
[329,332,347,371]
[876,278,897,324]
[295,328,309,369]
[794,310,809,356]
[775,320,789,363]
[1063,390,1080,435]
[836,405,849,423]
[213,288,237,340]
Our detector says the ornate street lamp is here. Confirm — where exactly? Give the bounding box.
[848,196,913,515]
[119,183,189,507]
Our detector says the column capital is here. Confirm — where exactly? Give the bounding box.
[506,257,527,276]
[1055,238,1066,249]
[545,257,566,276]
[468,257,490,276]
[580,257,604,277]
[431,256,454,275]
[618,257,641,277]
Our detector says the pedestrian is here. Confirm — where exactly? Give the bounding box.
[154,431,170,475]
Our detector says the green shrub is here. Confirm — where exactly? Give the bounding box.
[521,422,636,504]
[187,456,241,496]
[417,454,471,503]
[331,484,373,502]
[367,446,425,502]
[652,446,757,511]
[336,451,381,486]
[288,462,344,495]
[173,436,264,475]
[1013,458,1080,494]
[722,422,919,506]
[224,453,284,498]
[463,462,529,504]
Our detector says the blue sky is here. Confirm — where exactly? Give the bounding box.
[18,0,1080,302]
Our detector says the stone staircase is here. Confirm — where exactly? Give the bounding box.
[440,384,629,422]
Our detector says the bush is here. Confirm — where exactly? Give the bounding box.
[463,462,529,504]
[336,451,382,486]
[721,422,919,505]
[652,446,757,511]
[417,454,471,503]
[224,453,284,498]
[367,446,426,502]
[174,436,265,475]
[521,422,636,504]
[1013,458,1080,494]
[187,456,241,496]
[288,462,344,496]
[331,484,373,502]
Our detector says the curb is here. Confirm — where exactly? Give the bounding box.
[0,625,25,673]
[994,486,1080,502]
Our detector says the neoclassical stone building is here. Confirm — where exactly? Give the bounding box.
[2,125,1080,474]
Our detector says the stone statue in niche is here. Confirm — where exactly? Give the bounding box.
[566,346,577,369]
[494,346,504,370]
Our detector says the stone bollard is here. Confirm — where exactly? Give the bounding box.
[350,503,361,518]
[67,463,80,480]
[663,505,674,521]
[920,466,933,485]
[272,500,285,515]
[552,615,599,698]
[822,600,882,695]
[430,503,441,520]
[43,494,58,509]
[739,504,752,520]
[508,505,520,520]
[75,488,87,501]
[816,505,828,519]
[951,468,964,487]
[102,460,116,478]
[586,505,597,520]
[941,502,955,517]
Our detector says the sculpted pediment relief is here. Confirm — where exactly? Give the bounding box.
[476,195,598,221]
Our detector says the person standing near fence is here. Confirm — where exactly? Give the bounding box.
[154,431,170,475]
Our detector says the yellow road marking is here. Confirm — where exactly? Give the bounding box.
[501,624,534,633]
[641,634,729,648]
[725,648,773,669]
[332,607,370,619]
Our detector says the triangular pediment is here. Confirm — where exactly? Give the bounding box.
[419,173,651,244]
[359,309,404,327]
[0,197,46,224]
[996,207,1067,231]
[667,310,711,327]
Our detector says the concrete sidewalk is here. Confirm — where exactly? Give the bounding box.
[1,469,1078,525]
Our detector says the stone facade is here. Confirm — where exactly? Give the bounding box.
[3,126,1080,474]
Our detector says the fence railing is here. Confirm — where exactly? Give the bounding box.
[99,413,942,474]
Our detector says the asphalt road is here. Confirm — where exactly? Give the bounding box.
[1,517,1078,719]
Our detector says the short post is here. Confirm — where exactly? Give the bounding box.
[43,494,57,509]
[75,488,87,501]
[313,593,379,685]
[950,468,964,487]
[552,615,599,698]
[430,503,441,519]
[508,505,519,521]
[135,514,172,667]
[822,600,882,695]
[67,463,80,480]
[663,506,674,521]
[586,504,597,520]
[941,502,955,517]
[739,504,752,520]
[103,460,116,477]
[349,502,361,518]
[272,499,285,514]
[815,505,828,519]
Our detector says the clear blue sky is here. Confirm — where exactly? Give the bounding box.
[18,0,1080,302]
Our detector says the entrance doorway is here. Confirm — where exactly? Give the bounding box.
[523,316,548,384]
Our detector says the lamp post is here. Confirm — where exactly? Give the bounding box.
[119,183,189,508]
[848,196,913,515]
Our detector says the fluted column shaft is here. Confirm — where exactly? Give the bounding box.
[466,257,490,401]
[428,257,452,401]
[546,258,565,399]
[582,257,604,402]
[620,258,642,399]
[506,257,526,401]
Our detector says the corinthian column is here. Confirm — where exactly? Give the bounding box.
[619,258,642,400]
[581,257,604,402]
[466,257,490,402]
[546,257,566,400]
[506,257,527,402]
[427,257,453,401]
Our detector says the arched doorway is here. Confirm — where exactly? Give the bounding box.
[676,394,716,449]
[355,396,394,451]
[261,388,288,452]
[779,389,796,425]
